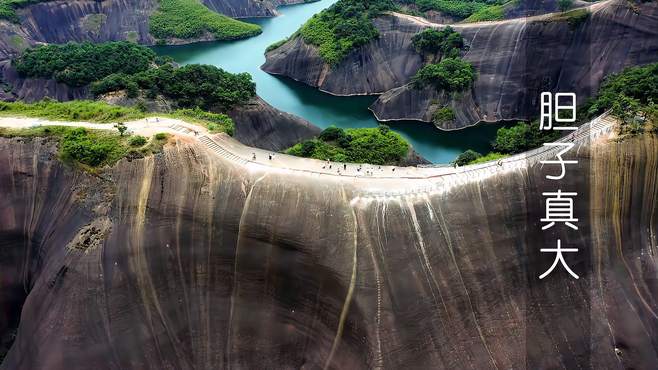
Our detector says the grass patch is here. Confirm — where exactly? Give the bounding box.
[0,99,237,135]
[544,8,589,28]
[81,13,107,34]
[0,125,130,168]
[149,0,261,41]
[464,4,504,22]
[265,38,290,53]
[286,125,409,165]
[453,149,508,166]
[469,152,508,164]
[0,100,146,122]
[164,107,234,135]
[0,125,176,169]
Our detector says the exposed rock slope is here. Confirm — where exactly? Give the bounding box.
[228,96,321,151]
[203,0,311,18]
[0,0,307,60]
[0,131,656,369]
[263,0,658,129]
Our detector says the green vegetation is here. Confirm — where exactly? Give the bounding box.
[411,26,463,56]
[149,0,261,41]
[454,149,507,166]
[588,63,658,134]
[166,107,235,135]
[415,0,504,20]
[433,106,455,124]
[0,125,130,167]
[299,0,397,65]
[469,152,507,164]
[81,13,107,34]
[0,99,146,122]
[412,57,476,92]
[558,0,573,12]
[453,149,481,166]
[492,121,561,154]
[0,0,51,22]
[60,127,128,166]
[410,28,474,93]
[14,42,156,87]
[265,38,290,53]
[91,63,255,111]
[0,125,175,169]
[14,41,256,113]
[464,4,504,22]
[0,100,236,135]
[129,135,147,147]
[545,8,589,28]
[286,125,409,165]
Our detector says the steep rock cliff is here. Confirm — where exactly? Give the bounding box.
[203,0,312,18]
[0,132,656,369]
[263,0,658,129]
[0,0,310,60]
[228,96,321,151]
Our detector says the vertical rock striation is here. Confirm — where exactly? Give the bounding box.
[0,132,656,369]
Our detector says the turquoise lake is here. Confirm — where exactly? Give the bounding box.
[154,0,501,163]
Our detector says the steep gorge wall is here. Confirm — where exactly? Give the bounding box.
[263,0,658,129]
[0,0,306,60]
[0,133,656,369]
[203,0,310,18]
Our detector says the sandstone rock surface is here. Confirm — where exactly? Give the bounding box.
[0,131,656,369]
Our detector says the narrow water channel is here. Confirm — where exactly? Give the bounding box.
[153,0,501,163]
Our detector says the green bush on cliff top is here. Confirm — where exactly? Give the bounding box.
[149,0,261,41]
[412,57,476,92]
[411,27,464,56]
[286,125,409,165]
[91,63,256,112]
[300,0,397,65]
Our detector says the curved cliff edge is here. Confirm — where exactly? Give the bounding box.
[262,0,658,129]
[0,123,657,369]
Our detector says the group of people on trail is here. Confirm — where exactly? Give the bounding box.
[320,160,395,177]
[246,152,402,177]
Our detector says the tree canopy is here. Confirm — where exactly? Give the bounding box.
[286,125,409,165]
[14,42,157,87]
[412,57,476,92]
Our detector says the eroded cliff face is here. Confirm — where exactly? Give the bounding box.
[228,96,321,151]
[263,0,658,129]
[0,0,306,60]
[0,132,656,369]
[203,0,311,18]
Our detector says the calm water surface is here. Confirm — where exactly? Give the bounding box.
[153,0,500,163]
